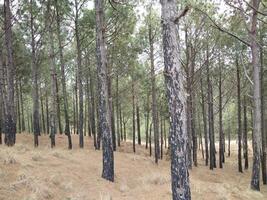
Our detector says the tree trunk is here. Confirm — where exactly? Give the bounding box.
[207,47,215,170]
[236,57,243,173]
[41,95,46,134]
[30,0,40,146]
[145,92,150,149]
[243,96,248,169]
[0,46,5,144]
[75,0,84,148]
[89,70,97,149]
[116,74,120,147]
[19,80,25,132]
[149,21,160,164]
[132,76,136,153]
[4,0,16,146]
[260,28,267,185]
[136,104,141,145]
[161,1,191,199]
[95,0,114,182]
[200,76,209,166]
[47,1,57,148]
[55,0,72,149]
[219,56,224,168]
[149,122,152,157]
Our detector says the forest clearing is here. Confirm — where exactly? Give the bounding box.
[0,134,266,200]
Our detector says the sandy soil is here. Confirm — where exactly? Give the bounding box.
[0,133,266,200]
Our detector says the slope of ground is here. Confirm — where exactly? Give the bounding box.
[0,133,266,200]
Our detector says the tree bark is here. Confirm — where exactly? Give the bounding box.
[47,1,57,148]
[236,57,243,173]
[243,96,248,169]
[55,0,72,149]
[75,0,84,148]
[4,0,16,146]
[95,0,114,182]
[249,0,261,191]
[161,1,191,199]
[149,21,160,163]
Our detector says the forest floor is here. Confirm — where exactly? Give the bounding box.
[0,133,267,200]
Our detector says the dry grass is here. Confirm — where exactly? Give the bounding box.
[0,134,266,200]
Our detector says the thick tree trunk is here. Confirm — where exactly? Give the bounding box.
[260,29,267,185]
[161,1,191,199]
[4,0,16,146]
[95,0,114,182]
[250,0,261,190]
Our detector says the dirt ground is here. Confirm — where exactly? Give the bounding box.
[0,133,266,200]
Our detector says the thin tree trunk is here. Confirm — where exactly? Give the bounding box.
[149,122,152,157]
[149,21,160,164]
[95,0,114,182]
[219,56,223,168]
[41,95,46,134]
[89,70,97,149]
[243,96,248,169]
[145,92,150,149]
[19,80,25,132]
[200,76,209,166]
[116,74,120,147]
[47,1,57,148]
[75,0,84,148]
[136,104,141,145]
[30,0,40,146]
[207,48,215,170]
[55,0,72,149]
[132,76,136,153]
[236,57,243,173]
[55,77,62,134]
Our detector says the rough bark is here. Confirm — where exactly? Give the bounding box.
[95,0,114,182]
[4,0,16,146]
[161,1,191,199]
[249,0,261,191]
